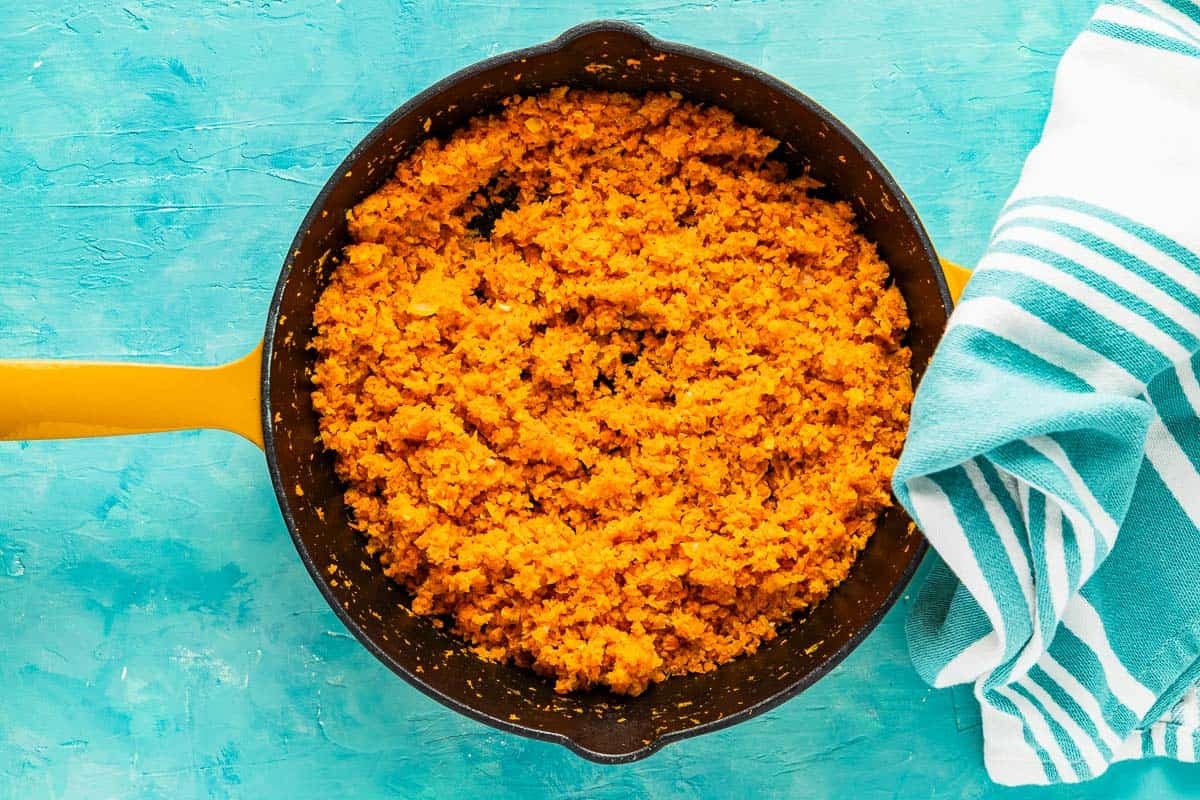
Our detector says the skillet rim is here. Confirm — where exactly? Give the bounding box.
[261,18,950,763]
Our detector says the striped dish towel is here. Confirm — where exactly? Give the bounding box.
[893,0,1200,786]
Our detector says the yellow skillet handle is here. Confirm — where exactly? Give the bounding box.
[941,259,972,304]
[0,343,263,449]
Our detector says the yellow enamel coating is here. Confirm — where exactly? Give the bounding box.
[941,259,971,303]
[0,344,263,449]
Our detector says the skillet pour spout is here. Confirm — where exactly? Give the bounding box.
[0,20,955,762]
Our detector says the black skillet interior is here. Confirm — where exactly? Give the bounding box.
[263,21,949,763]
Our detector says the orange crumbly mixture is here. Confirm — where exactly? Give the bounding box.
[311,89,912,695]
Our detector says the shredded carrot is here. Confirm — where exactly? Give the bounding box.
[312,89,912,695]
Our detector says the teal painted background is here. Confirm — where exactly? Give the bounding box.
[2,1,1196,797]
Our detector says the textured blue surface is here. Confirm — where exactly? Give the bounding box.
[2,1,1196,798]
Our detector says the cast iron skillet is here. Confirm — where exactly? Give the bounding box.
[0,21,954,763]
[264,21,951,762]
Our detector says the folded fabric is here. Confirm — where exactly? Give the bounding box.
[893,0,1200,785]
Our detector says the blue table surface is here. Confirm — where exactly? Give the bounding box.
[2,1,1195,798]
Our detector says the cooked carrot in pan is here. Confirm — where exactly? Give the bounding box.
[312,89,912,695]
